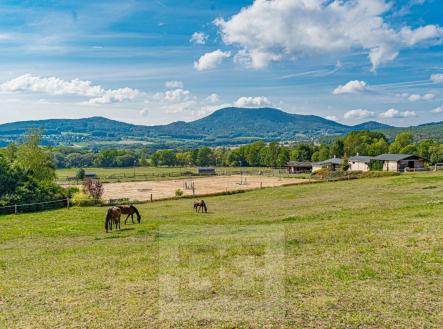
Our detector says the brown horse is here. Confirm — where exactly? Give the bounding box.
[105,207,122,232]
[193,200,208,213]
[117,205,141,224]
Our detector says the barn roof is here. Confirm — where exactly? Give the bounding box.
[349,156,373,163]
[287,161,312,167]
[314,158,342,166]
[372,154,420,161]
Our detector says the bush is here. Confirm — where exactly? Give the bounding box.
[358,171,400,178]
[76,168,85,180]
[82,179,104,204]
[312,168,330,179]
[66,186,80,198]
[175,189,184,197]
[369,160,384,171]
[71,191,95,207]
[0,156,67,207]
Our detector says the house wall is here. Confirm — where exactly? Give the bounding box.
[383,160,399,172]
[350,161,369,172]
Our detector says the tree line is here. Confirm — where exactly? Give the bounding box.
[4,130,443,173]
[42,131,443,168]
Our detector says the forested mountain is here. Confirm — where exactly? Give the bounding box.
[378,122,443,143]
[0,107,414,148]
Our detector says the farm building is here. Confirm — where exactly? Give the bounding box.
[85,172,97,179]
[197,167,216,175]
[372,154,426,172]
[287,161,312,173]
[349,155,372,172]
[312,158,342,172]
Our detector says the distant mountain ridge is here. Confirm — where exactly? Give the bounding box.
[0,106,434,148]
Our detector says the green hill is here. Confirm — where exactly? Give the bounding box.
[0,107,394,147]
[378,121,443,142]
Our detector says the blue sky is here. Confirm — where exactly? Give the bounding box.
[0,0,442,127]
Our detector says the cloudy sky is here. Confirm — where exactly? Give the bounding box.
[0,0,442,127]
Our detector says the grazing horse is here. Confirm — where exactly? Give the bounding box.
[117,205,141,224]
[193,200,208,213]
[105,207,122,232]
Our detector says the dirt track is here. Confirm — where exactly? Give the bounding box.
[101,175,305,201]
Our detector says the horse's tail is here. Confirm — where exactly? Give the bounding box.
[131,205,141,223]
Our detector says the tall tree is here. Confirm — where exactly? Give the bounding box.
[15,129,56,182]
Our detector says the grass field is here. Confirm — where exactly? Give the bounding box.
[1,172,442,328]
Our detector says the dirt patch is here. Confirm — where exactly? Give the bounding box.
[100,175,306,202]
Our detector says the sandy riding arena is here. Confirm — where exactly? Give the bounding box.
[102,175,306,202]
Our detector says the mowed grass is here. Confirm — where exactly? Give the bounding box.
[0,172,442,328]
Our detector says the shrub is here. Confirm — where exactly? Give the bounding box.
[369,160,384,171]
[76,168,85,180]
[175,189,184,197]
[82,179,104,204]
[66,186,80,198]
[312,168,330,179]
[71,191,95,207]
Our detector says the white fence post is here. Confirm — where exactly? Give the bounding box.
[14,204,18,214]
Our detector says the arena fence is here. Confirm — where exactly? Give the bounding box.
[56,168,297,185]
[0,199,70,216]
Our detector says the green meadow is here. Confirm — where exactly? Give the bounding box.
[0,172,442,328]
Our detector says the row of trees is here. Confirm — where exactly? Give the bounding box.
[6,130,443,174]
[145,131,443,167]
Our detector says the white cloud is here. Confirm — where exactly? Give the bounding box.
[89,88,139,104]
[165,80,184,89]
[407,93,435,101]
[379,108,417,118]
[333,80,368,95]
[326,115,338,121]
[163,89,192,102]
[206,93,220,103]
[431,74,443,83]
[190,32,208,45]
[0,74,140,104]
[344,109,375,120]
[431,105,443,113]
[194,49,231,71]
[234,96,272,107]
[214,0,443,71]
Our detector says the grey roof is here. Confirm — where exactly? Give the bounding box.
[287,161,312,167]
[314,158,342,166]
[349,156,373,163]
[372,154,419,161]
